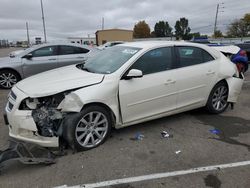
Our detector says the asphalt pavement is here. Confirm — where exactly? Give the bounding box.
[0,47,249,188]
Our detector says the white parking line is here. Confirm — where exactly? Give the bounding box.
[244,80,250,83]
[55,160,250,188]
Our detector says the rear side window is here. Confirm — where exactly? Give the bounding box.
[74,47,90,54]
[176,46,214,68]
[59,45,89,55]
[32,46,57,57]
[130,47,173,75]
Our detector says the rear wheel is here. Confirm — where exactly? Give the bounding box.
[0,70,20,89]
[206,82,229,114]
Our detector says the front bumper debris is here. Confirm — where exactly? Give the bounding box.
[0,139,56,171]
[3,113,8,125]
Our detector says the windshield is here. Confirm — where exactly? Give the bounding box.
[83,46,141,74]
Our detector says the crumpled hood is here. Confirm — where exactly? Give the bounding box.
[16,65,104,97]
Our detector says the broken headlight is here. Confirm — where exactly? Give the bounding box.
[19,93,66,137]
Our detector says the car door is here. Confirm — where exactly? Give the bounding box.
[22,45,58,78]
[57,45,89,67]
[174,46,218,109]
[119,47,177,124]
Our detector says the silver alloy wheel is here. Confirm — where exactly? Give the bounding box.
[75,111,108,148]
[0,73,17,88]
[212,85,228,111]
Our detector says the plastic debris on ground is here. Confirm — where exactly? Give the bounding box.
[175,150,181,154]
[161,131,173,139]
[0,139,56,173]
[209,129,221,135]
[130,132,144,141]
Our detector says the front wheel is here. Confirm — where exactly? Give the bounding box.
[64,105,112,151]
[0,70,20,89]
[206,82,229,114]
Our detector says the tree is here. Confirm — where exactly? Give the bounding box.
[243,13,250,36]
[227,19,248,37]
[133,20,151,38]
[191,32,201,38]
[213,30,223,38]
[175,17,191,40]
[154,21,173,37]
[227,13,250,37]
[150,31,156,37]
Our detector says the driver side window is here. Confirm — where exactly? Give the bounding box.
[130,47,173,75]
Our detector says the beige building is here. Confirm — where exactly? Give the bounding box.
[95,29,133,46]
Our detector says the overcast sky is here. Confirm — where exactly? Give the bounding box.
[0,0,249,42]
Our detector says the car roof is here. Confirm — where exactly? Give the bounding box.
[18,42,94,57]
[119,41,222,59]
[33,42,91,49]
[119,41,209,49]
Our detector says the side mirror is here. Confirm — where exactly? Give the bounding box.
[124,69,143,80]
[24,53,33,59]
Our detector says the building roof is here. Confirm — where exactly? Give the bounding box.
[96,28,133,34]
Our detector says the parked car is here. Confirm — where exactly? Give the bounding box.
[235,43,250,63]
[97,41,124,50]
[4,41,244,151]
[0,43,97,89]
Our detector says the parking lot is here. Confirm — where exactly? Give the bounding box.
[0,48,250,188]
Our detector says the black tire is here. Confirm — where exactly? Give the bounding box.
[0,69,21,89]
[206,81,229,114]
[63,105,112,151]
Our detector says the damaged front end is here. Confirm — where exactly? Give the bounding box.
[19,92,82,142]
[19,92,71,139]
[1,91,75,170]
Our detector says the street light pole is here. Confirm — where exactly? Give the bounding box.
[213,3,225,38]
[213,4,219,37]
[26,22,30,47]
[40,0,47,43]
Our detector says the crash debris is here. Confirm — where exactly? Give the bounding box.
[0,139,56,173]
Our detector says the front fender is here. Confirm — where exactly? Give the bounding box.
[57,79,121,125]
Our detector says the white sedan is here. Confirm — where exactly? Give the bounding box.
[4,41,244,151]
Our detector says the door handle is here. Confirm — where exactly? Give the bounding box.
[165,79,176,85]
[48,58,56,61]
[206,70,215,75]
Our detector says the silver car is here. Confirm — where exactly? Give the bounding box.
[0,43,97,89]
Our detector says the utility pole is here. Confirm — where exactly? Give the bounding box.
[40,0,47,43]
[26,22,30,47]
[102,17,104,30]
[213,4,219,37]
[213,3,225,38]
